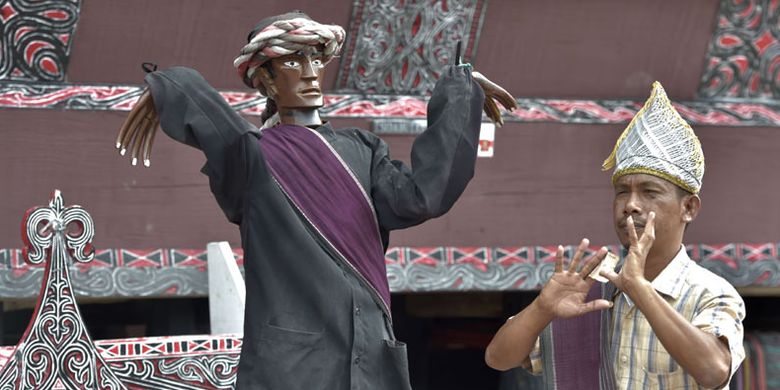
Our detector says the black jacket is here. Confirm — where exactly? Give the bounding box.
[146,65,484,389]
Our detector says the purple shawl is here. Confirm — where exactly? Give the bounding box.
[541,283,616,390]
[258,124,391,312]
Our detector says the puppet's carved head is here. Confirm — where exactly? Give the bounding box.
[234,11,345,121]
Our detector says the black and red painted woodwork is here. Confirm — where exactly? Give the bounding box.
[0,191,240,389]
[699,0,780,99]
[0,0,81,82]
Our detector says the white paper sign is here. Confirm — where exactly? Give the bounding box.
[477,122,495,158]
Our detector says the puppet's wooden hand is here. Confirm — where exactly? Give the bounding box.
[115,89,159,167]
[472,71,517,127]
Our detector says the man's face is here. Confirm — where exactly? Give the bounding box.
[266,52,327,109]
[613,174,693,252]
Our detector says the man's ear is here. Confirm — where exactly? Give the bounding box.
[254,67,277,98]
[682,194,701,223]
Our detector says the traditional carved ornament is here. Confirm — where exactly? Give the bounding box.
[336,0,487,94]
[0,191,241,389]
[0,190,125,389]
[0,242,777,301]
[699,0,780,99]
[0,0,81,82]
[2,82,780,126]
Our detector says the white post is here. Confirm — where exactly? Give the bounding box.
[207,242,246,335]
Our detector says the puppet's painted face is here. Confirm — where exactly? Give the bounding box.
[266,52,327,109]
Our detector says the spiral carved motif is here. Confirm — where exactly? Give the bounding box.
[0,191,126,389]
[699,0,780,99]
[337,0,487,94]
[0,0,81,81]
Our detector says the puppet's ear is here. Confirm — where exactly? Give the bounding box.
[254,67,277,98]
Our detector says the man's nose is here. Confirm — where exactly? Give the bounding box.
[623,192,642,215]
[301,58,317,80]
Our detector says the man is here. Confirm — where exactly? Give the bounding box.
[115,11,515,389]
[485,82,745,389]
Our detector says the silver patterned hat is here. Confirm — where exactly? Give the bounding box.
[602,82,705,194]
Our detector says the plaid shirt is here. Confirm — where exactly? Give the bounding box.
[527,246,746,389]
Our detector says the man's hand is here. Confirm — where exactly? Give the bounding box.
[115,89,159,167]
[600,211,656,295]
[536,239,613,319]
[471,71,517,127]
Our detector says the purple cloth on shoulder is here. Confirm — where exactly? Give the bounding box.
[258,124,391,311]
[547,283,608,389]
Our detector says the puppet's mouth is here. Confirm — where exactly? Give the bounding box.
[300,87,322,96]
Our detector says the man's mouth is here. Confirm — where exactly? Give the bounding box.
[619,220,645,230]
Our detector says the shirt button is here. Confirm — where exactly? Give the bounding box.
[620,355,628,364]
[355,307,361,316]
[354,356,360,365]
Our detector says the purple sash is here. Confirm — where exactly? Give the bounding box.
[542,283,616,390]
[258,124,391,313]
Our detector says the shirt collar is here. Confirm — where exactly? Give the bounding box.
[615,245,691,306]
[649,245,691,300]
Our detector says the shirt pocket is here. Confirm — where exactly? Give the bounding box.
[259,323,323,346]
[637,345,688,389]
[255,324,327,388]
[642,369,688,389]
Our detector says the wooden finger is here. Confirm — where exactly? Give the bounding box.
[495,89,517,111]
[488,85,517,111]
[473,71,517,110]
[120,100,151,156]
[142,117,159,167]
[130,117,148,166]
[122,106,151,166]
[484,97,503,127]
[117,91,150,150]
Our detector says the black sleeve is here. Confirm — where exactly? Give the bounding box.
[145,67,258,224]
[367,65,485,231]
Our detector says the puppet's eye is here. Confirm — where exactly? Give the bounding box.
[311,59,323,67]
[283,60,300,68]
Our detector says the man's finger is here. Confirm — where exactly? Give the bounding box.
[568,238,589,272]
[554,245,564,273]
[626,215,639,247]
[640,211,657,246]
[580,299,613,315]
[599,269,621,288]
[579,246,607,277]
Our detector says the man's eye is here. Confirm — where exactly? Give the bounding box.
[284,61,300,68]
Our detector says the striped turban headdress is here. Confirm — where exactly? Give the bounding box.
[602,81,705,194]
[234,11,346,89]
